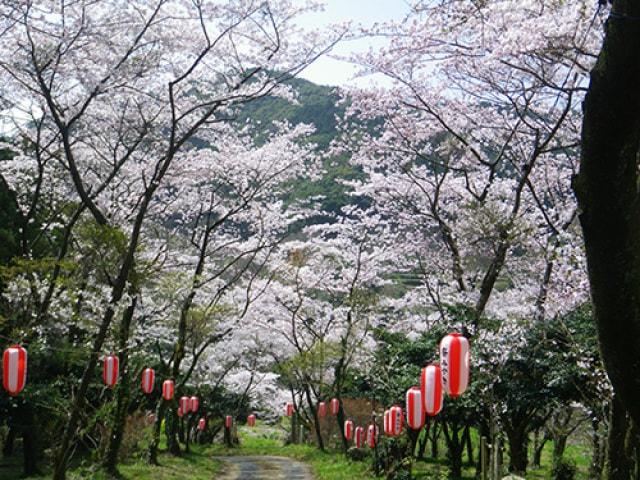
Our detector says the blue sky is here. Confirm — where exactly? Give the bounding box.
[296,0,411,87]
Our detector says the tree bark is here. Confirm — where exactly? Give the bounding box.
[589,418,605,480]
[147,400,167,465]
[607,395,634,480]
[103,293,138,474]
[442,421,464,478]
[21,404,39,476]
[574,0,640,431]
[2,427,15,457]
[505,425,528,475]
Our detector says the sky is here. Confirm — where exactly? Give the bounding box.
[296,0,411,87]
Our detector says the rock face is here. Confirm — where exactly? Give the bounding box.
[213,455,313,480]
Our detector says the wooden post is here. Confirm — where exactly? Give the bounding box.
[493,437,502,480]
[480,436,488,480]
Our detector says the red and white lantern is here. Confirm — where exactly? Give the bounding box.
[198,418,206,431]
[141,368,155,394]
[247,414,256,427]
[225,415,233,429]
[421,364,444,416]
[330,398,339,415]
[439,332,470,398]
[162,379,175,401]
[177,406,184,418]
[318,401,326,418]
[102,354,119,387]
[2,345,27,396]
[179,396,190,414]
[286,402,294,417]
[388,405,404,436]
[406,386,425,430]
[366,424,378,448]
[344,419,354,441]
[190,396,199,413]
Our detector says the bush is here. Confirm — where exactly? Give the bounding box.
[552,459,576,480]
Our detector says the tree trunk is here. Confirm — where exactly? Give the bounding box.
[103,294,137,474]
[532,429,549,469]
[589,418,604,480]
[165,409,181,455]
[336,402,348,452]
[552,434,568,470]
[607,395,634,480]
[463,425,473,465]
[573,0,640,432]
[505,426,528,475]
[21,404,39,476]
[147,400,167,465]
[2,427,15,457]
[442,421,464,478]
[417,421,431,460]
[303,386,324,451]
[431,421,440,458]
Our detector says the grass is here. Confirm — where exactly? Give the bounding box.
[0,422,593,480]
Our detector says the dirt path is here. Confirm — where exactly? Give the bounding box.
[213,455,313,479]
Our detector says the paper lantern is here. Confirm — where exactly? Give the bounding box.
[2,345,27,396]
[102,354,119,387]
[141,368,155,394]
[177,406,184,418]
[406,386,425,430]
[439,332,470,398]
[198,418,206,431]
[247,414,256,427]
[179,396,190,414]
[389,405,404,436]
[225,415,233,428]
[421,364,444,416]
[330,398,339,415]
[318,401,326,418]
[286,402,294,417]
[190,396,199,413]
[366,423,378,448]
[344,419,354,441]
[354,426,365,448]
[162,379,175,401]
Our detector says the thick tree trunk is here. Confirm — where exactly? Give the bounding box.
[532,429,549,469]
[430,421,440,458]
[103,294,137,474]
[417,421,431,460]
[303,386,324,451]
[574,0,640,431]
[336,402,348,452]
[552,435,568,469]
[505,426,528,475]
[463,425,473,465]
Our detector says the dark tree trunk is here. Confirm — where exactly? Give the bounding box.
[103,294,137,474]
[336,402,348,452]
[147,400,167,465]
[165,409,181,455]
[21,405,39,476]
[224,425,232,447]
[463,425,473,465]
[573,0,640,432]
[505,426,528,475]
[552,434,568,469]
[430,421,440,458]
[607,395,634,480]
[303,386,324,451]
[417,421,431,460]
[442,421,464,478]
[2,427,15,457]
[532,429,549,469]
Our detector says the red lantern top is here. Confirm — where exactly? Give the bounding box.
[103,354,119,388]
[247,414,256,427]
[285,402,294,417]
[439,332,470,398]
[225,415,233,428]
[2,345,27,396]
[198,418,206,431]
